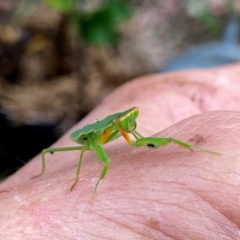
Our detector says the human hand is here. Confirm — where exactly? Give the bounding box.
[1,64,240,239]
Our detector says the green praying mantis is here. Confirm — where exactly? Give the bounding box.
[33,107,220,201]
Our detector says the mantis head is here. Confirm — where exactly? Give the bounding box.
[116,107,139,133]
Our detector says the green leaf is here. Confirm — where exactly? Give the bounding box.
[46,0,132,46]
[76,0,131,46]
[77,12,118,46]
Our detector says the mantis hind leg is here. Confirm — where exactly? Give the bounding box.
[92,144,111,202]
[120,130,194,151]
[32,146,85,179]
[70,148,87,191]
[134,137,220,155]
[134,137,192,149]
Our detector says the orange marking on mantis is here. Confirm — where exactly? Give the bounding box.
[119,129,132,144]
[100,127,114,144]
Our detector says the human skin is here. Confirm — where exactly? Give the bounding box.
[1,64,240,239]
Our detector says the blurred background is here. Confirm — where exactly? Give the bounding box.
[0,0,239,177]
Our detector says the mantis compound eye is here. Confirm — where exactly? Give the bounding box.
[126,119,136,132]
[116,117,136,132]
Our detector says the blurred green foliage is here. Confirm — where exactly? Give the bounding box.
[197,8,223,35]
[45,0,75,12]
[187,0,236,36]
[45,0,131,46]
